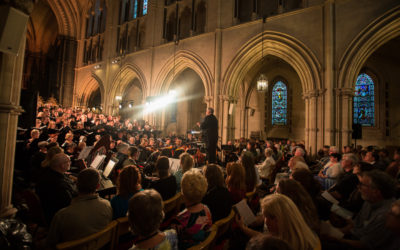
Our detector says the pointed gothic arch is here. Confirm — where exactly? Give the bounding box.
[154,49,213,98]
[78,74,105,107]
[109,63,147,107]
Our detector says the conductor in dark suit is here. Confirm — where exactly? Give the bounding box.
[198,107,218,163]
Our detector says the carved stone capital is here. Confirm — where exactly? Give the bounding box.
[219,95,230,102]
[335,87,354,97]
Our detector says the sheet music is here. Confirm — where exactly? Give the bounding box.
[78,146,93,160]
[233,199,257,226]
[169,158,180,174]
[90,154,106,169]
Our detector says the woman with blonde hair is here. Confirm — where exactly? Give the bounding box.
[172,169,212,249]
[174,152,194,191]
[238,194,320,250]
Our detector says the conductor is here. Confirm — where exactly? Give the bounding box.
[198,107,218,163]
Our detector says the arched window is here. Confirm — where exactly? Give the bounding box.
[271,81,287,125]
[353,73,375,126]
[84,0,106,65]
[143,0,148,15]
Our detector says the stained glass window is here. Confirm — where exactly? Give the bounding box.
[271,81,287,125]
[133,0,138,19]
[353,73,375,126]
[143,0,148,15]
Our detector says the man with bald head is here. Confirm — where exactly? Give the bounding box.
[36,153,77,224]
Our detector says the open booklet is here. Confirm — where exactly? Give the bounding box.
[321,191,354,220]
[233,199,257,226]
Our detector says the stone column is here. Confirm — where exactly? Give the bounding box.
[337,87,353,150]
[304,90,319,155]
[0,3,30,217]
[58,37,77,107]
[219,95,230,144]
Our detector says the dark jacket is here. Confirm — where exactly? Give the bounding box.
[200,114,218,144]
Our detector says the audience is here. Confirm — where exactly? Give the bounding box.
[257,148,276,181]
[240,151,258,192]
[172,169,212,249]
[237,194,320,250]
[36,153,77,224]
[174,153,194,192]
[276,179,320,234]
[329,170,397,249]
[316,153,342,190]
[246,234,294,250]
[46,168,112,247]
[202,164,233,222]
[148,156,177,200]
[110,165,143,219]
[226,162,247,204]
[128,189,178,250]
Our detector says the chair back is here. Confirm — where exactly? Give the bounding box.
[163,192,182,215]
[187,224,218,250]
[115,217,130,246]
[245,189,256,202]
[56,220,118,250]
[214,209,235,239]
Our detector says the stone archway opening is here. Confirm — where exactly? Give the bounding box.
[233,55,304,141]
[87,87,101,109]
[120,79,144,121]
[164,68,206,137]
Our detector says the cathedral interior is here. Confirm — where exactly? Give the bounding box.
[0,0,399,217]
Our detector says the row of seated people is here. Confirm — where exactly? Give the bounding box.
[27,131,400,249]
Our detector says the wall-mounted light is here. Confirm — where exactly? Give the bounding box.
[115,96,122,101]
[111,59,120,64]
[94,64,101,69]
[119,104,122,109]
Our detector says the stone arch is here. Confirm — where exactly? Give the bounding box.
[223,30,321,98]
[109,63,147,106]
[338,5,400,90]
[78,74,105,107]
[154,49,213,97]
[47,0,81,38]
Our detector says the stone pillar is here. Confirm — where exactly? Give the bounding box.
[337,87,353,150]
[0,5,29,217]
[219,95,230,144]
[304,90,319,155]
[58,37,77,107]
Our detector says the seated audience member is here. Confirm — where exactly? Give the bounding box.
[246,234,294,250]
[237,194,320,250]
[386,147,400,179]
[172,169,212,249]
[330,170,397,249]
[240,151,258,192]
[329,153,359,202]
[148,156,177,200]
[122,146,139,167]
[290,168,330,220]
[40,145,63,168]
[46,168,112,246]
[257,148,276,181]
[363,150,386,170]
[174,153,194,192]
[36,153,77,224]
[202,164,233,222]
[385,200,400,249]
[128,189,178,250]
[276,179,320,234]
[226,162,247,204]
[288,155,309,172]
[111,165,143,219]
[114,142,130,172]
[316,153,343,190]
[30,141,48,181]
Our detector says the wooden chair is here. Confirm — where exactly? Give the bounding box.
[245,189,257,202]
[187,224,218,250]
[56,220,118,250]
[163,192,182,215]
[214,209,235,239]
[114,217,130,246]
